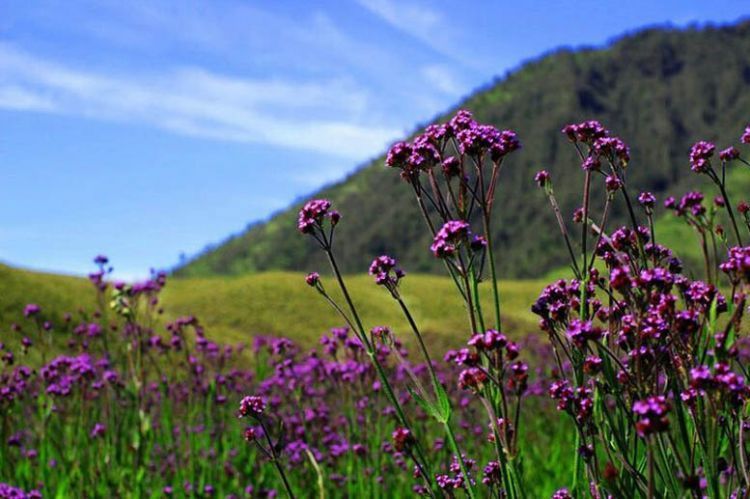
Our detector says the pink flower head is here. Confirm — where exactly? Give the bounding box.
[297,199,334,234]
[238,395,265,418]
[430,220,472,258]
[689,141,715,173]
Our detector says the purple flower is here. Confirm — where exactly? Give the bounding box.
[583,356,603,375]
[689,141,715,173]
[720,246,750,283]
[581,155,600,171]
[633,396,670,437]
[458,367,487,390]
[238,395,265,418]
[305,272,320,287]
[468,329,507,351]
[369,255,405,288]
[391,427,414,452]
[385,141,412,168]
[0,483,43,499]
[441,156,461,178]
[561,120,607,143]
[742,125,750,144]
[470,235,487,251]
[90,423,106,439]
[482,461,501,486]
[609,267,632,291]
[638,191,656,208]
[566,319,603,348]
[720,146,740,161]
[690,365,713,389]
[430,220,471,258]
[605,174,621,192]
[593,136,630,164]
[297,199,333,234]
[551,488,573,499]
[448,109,476,134]
[23,304,41,318]
[534,170,550,188]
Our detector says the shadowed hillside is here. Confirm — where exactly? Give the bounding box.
[175,20,750,279]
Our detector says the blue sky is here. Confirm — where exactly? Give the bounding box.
[1,1,748,279]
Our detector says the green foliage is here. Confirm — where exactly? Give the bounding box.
[176,21,750,279]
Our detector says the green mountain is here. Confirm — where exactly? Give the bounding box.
[176,20,750,279]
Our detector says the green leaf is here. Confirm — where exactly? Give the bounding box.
[435,383,452,423]
[407,386,439,421]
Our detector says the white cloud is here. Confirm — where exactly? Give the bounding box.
[356,0,443,41]
[420,64,465,96]
[355,0,476,67]
[0,85,58,112]
[0,44,400,159]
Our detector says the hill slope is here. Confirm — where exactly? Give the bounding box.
[0,263,543,354]
[177,20,750,279]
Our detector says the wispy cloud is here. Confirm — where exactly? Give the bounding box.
[354,0,478,68]
[355,0,444,42]
[420,64,466,96]
[0,44,400,159]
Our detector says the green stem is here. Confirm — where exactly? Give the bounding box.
[323,249,435,488]
[443,422,477,499]
[482,208,502,331]
[396,296,476,498]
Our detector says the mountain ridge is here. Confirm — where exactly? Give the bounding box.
[175,19,750,279]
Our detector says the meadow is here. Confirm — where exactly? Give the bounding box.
[0,264,544,354]
[3,109,750,498]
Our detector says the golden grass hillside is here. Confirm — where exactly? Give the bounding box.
[0,263,545,354]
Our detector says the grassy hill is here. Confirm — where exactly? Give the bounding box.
[175,19,750,280]
[0,263,544,355]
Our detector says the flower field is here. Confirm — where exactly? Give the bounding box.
[4,109,750,497]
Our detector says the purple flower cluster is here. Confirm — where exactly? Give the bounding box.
[720,246,750,284]
[565,319,603,348]
[0,483,42,499]
[533,119,750,496]
[297,199,335,234]
[385,109,520,182]
[688,363,748,406]
[561,120,630,167]
[689,140,715,173]
[665,191,706,218]
[719,146,740,161]
[238,395,266,417]
[369,255,405,288]
[430,220,472,258]
[632,396,670,437]
[549,380,594,424]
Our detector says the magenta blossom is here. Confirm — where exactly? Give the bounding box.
[689,141,715,173]
[238,395,266,418]
[297,199,333,234]
[431,220,472,258]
